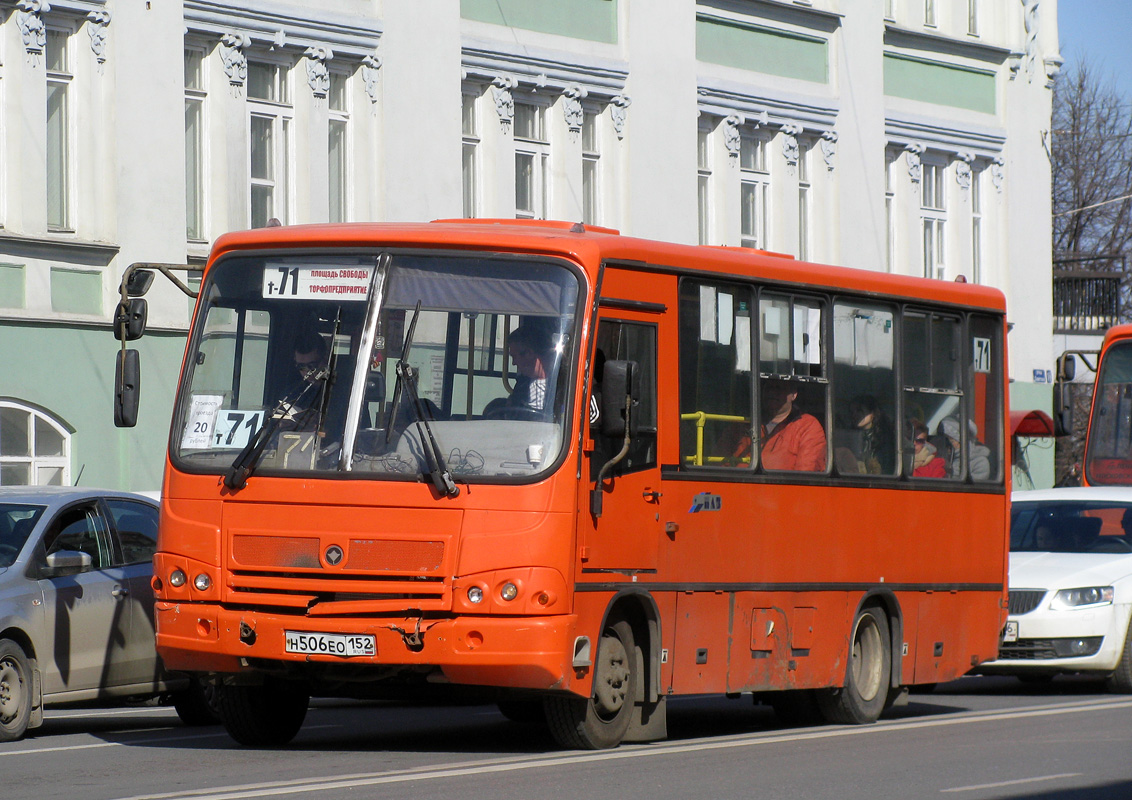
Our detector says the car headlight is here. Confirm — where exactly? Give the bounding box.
[1050,586,1114,610]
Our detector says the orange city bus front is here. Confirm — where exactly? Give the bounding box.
[1083,325,1132,486]
[153,238,597,699]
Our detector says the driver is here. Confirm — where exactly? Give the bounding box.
[506,324,555,413]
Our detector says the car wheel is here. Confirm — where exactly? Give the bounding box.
[1105,618,1132,694]
[0,640,31,742]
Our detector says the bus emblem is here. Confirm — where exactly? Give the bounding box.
[689,493,722,513]
[324,545,344,566]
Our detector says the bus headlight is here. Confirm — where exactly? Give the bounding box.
[193,573,212,591]
[169,569,187,588]
[467,586,484,604]
[500,582,518,602]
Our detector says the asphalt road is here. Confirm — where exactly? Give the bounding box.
[6,676,1131,800]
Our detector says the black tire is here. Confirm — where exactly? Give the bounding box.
[0,640,30,742]
[765,689,823,727]
[816,606,891,725]
[497,699,547,725]
[1106,618,1132,693]
[172,678,221,726]
[215,680,309,746]
[545,619,636,749]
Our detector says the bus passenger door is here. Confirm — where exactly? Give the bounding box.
[581,311,664,572]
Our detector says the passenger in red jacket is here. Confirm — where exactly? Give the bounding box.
[909,418,946,478]
[760,381,827,472]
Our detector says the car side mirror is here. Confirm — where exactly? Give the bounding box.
[44,549,93,576]
[600,360,640,439]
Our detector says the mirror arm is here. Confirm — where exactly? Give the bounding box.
[590,395,633,518]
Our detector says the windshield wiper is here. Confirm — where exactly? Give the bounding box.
[223,373,326,491]
[385,302,459,498]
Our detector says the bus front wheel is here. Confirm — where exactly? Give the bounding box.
[816,606,891,725]
[545,619,636,749]
[216,679,309,746]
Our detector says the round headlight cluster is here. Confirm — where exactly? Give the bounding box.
[193,573,212,591]
[467,586,484,604]
[168,569,187,588]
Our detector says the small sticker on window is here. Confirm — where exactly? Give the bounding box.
[973,337,992,373]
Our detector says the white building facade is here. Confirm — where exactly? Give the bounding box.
[0,0,1060,490]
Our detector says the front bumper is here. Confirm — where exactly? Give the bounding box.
[980,601,1132,675]
[155,601,579,692]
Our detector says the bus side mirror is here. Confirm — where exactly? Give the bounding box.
[115,298,148,341]
[1054,381,1073,437]
[125,268,155,297]
[1057,353,1076,382]
[114,349,141,428]
[600,360,640,439]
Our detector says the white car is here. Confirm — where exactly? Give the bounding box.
[980,487,1132,691]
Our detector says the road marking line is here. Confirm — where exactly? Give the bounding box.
[942,773,1081,793]
[0,725,337,757]
[107,698,1132,800]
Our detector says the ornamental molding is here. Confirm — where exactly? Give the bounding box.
[562,84,588,133]
[304,45,333,99]
[781,122,803,166]
[991,156,1005,191]
[723,115,742,159]
[820,130,838,171]
[954,151,975,189]
[905,142,925,182]
[491,75,518,130]
[361,51,382,104]
[610,94,631,139]
[16,0,49,61]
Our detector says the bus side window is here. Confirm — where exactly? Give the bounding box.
[590,319,657,480]
[968,314,1003,482]
[903,310,962,479]
[831,302,897,476]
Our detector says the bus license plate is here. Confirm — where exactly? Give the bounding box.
[1003,621,1019,643]
[285,631,376,657]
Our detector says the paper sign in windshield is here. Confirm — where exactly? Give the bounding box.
[181,394,224,450]
[262,265,372,301]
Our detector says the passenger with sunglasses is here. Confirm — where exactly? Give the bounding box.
[908,418,945,478]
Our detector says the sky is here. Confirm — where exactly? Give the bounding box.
[1057,0,1132,99]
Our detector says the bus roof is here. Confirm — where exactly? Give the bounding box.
[1103,324,1132,348]
[208,219,1007,312]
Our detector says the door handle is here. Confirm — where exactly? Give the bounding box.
[111,585,129,599]
[642,489,662,502]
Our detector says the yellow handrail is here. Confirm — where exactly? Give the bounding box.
[680,411,751,466]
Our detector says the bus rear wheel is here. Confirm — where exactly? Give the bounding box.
[545,619,636,749]
[216,679,309,746]
[817,606,890,725]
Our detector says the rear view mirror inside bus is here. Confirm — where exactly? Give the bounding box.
[601,359,640,439]
[114,348,140,428]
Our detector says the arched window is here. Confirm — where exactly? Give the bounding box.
[0,400,71,486]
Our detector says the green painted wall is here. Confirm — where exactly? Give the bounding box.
[1011,381,1054,490]
[0,321,189,492]
[50,268,103,315]
[883,54,996,114]
[0,264,24,308]
[696,17,828,84]
[461,0,618,43]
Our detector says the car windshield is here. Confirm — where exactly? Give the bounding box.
[170,249,581,486]
[1010,501,1132,554]
[0,504,45,567]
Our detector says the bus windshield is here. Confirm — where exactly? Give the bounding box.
[171,250,580,484]
[1085,340,1132,485]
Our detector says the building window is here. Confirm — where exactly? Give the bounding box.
[921,160,946,279]
[697,126,712,245]
[185,48,206,240]
[462,90,480,218]
[740,131,769,249]
[885,151,897,272]
[967,0,979,36]
[885,0,897,21]
[46,29,72,231]
[514,102,548,219]
[582,109,600,225]
[798,140,811,260]
[0,402,70,486]
[924,0,937,27]
[247,60,292,228]
[971,168,983,284]
[328,71,348,223]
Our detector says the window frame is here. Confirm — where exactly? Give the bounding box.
[247,58,294,228]
[46,26,74,232]
[514,100,550,220]
[0,401,71,486]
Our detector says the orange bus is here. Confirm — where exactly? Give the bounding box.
[116,220,1009,748]
[1073,324,1132,485]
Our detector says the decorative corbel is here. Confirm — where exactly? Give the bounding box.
[16,0,49,63]
[362,51,382,104]
[955,152,975,189]
[87,9,111,73]
[991,156,1005,191]
[610,94,631,139]
[563,84,588,134]
[820,130,838,171]
[220,32,252,92]
[272,30,286,50]
[723,115,742,159]
[781,122,803,167]
[1044,54,1064,88]
[305,46,333,99]
[492,75,518,131]
[905,142,925,183]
